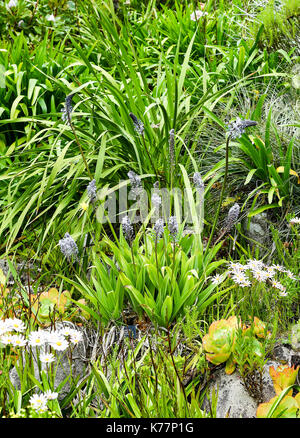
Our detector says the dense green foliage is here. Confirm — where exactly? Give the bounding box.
[0,0,299,419]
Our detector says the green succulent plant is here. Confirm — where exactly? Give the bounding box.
[32,288,71,325]
[202,316,239,374]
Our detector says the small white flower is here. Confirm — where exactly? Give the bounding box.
[289,217,300,225]
[279,290,288,297]
[46,14,56,22]
[39,352,55,364]
[69,330,83,345]
[48,333,69,351]
[44,390,58,400]
[7,0,18,9]
[29,393,48,411]
[271,280,286,291]
[252,270,269,283]
[239,279,251,288]
[6,318,26,332]
[285,270,297,280]
[0,320,11,335]
[246,259,264,271]
[264,266,276,278]
[231,272,250,285]
[0,334,14,345]
[228,262,246,273]
[211,273,225,285]
[59,327,73,337]
[272,264,286,272]
[28,330,47,347]
[11,334,27,347]
[190,10,208,21]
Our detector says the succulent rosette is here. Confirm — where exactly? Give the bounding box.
[269,364,300,396]
[202,316,239,374]
[257,393,300,418]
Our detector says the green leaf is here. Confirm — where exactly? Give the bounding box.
[248,204,280,217]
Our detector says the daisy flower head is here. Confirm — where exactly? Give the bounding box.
[11,334,27,348]
[59,326,74,337]
[271,280,286,291]
[6,318,26,332]
[210,273,225,286]
[272,264,286,272]
[264,266,276,279]
[279,291,288,297]
[239,279,251,288]
[47,332,69,351]
[29,393,48,412]
[231,271,250,285]
[289,217,300,225]
[69,330,83,345]
[39,352,55,364]
[44,390,58,400]
[0,319,11,335]
[0,333,14,345]
[285,270,297,280]
[246,259,265,272]
[252,269,269,283]
[28,330,47,347]
[228,261,246,274]
[190,10,208,21]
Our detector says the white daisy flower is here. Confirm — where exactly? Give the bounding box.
[246,259,264,271]
[48,333,69,351]
[289,217,300,225]
[239,279,251,288]
[59,326,74,337]
[279,291,288,297]
[11,334,27,347]
[28,330,47,347]
[285,270,297,280]
[0,319,11,335]
[228,262,246,273]
[29,393,48,411]
[211,273,225,285]
[44,390,58,400]
[271,280,286,291]
[272,264,286,272]
[252,270,269,283]
[231,272,250,285]
[39,352,55,364]
[69,330,83,345]
[0,333,14,345]
[264,266,276,278]
[190,10,208,21]
[6,318,26,332]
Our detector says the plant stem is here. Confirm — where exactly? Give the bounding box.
[205,134,230,254]
[67,113,93,181]
[141,134,159,181]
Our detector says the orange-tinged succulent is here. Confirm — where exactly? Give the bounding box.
[32,288,71,324]
[269,364,300,396]
[202,316,239,374]
[253,316,270,339]
[243,316,270,339]
[257,394,300,418]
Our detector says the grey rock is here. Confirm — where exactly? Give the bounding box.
[260,361,278,402]
[243,211,269,246]
[291,323,300,352]
[203,369,258,418]
[202,360,282,418]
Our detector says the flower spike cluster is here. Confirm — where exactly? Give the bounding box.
[227,117,257,139]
